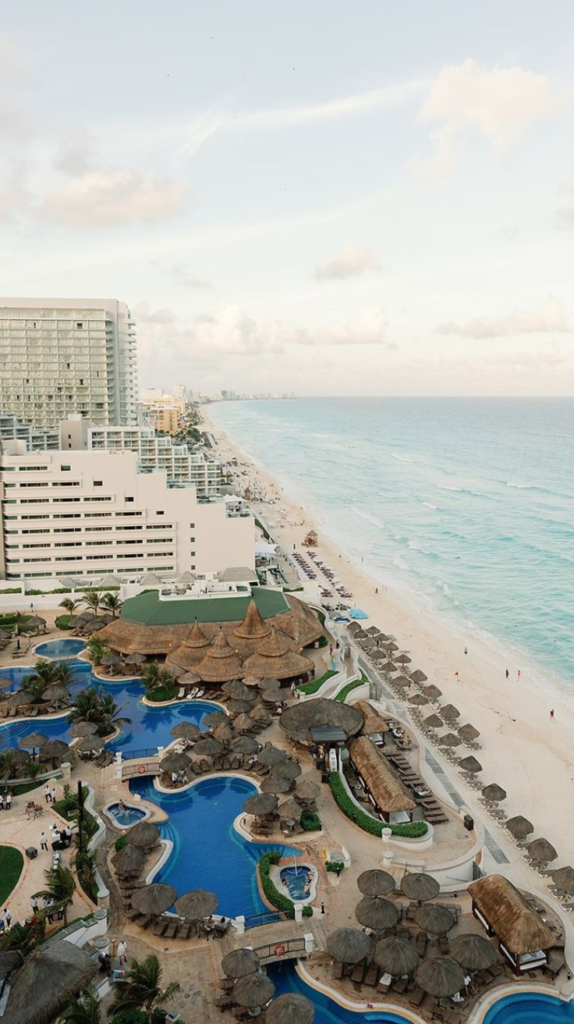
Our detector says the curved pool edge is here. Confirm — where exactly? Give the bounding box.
[467,983,574,1022]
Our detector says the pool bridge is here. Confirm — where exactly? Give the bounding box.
[252,937,309,964]
[115,750,161,780]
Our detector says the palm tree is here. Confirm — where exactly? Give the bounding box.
[68,686,131,736]
[35,864,76,926]
[24,761,43,783]
[12,611,30,637]
[86,635,108,666]
[81,591,101,616]
[62,987,101,1024]
[141,662,173,693]
[59,597,82,615]
[0,749,16,779]
[98,691,131,735]
[100,592,123,619]
[0,917,45,955]
[54,661,74,688]
[109,954,181,1023]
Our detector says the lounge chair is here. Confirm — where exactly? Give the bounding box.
[331,962,343,980]
[409,986,425,1006]
[363,964,378,987]
[164,921,179,939]
[351,963,366,984]
[152,918,169,937]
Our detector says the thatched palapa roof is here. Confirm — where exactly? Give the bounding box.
[354,699,390,736]
[265,993,315,1024]
[467,874,555,953]
[195,630,243,684]
[242,628,314,681]
[280,697,363,744]
[349,737,415,813]
[1,940,98,1024]
[357,869,395,897]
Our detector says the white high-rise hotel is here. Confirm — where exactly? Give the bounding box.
[0,298,138,428]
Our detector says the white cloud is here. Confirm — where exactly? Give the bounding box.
[52,132,96,176]
[434,297,572,339]
[39,170,187,227]
[0,166,31,222]
[314,245,380,280]
[170,264,213,290]
[410,59,570,179]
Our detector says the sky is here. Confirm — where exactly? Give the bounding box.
[2,1,574,396]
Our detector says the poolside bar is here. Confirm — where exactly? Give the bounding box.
[467,874,555,974]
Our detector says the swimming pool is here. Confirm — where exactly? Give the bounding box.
[129,774,300,919]
[482,992,574,1022]
[280,866,312,901]
[34,638,87,659]
[106,802,147,827]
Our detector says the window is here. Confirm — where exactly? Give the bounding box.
[94,481,103,487]
[156,510,164,516]
[125,497,134,503]
[61,465,71,472]
[76,322,83,329]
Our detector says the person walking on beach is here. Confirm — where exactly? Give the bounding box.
[505,669,509,679]
[550,708,555,720]
[117,939,128,964]
[517,669,521,680]
[40,831,48,852]
[464,647,468,655]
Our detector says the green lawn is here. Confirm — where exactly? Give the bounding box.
[0,846,24,904]
[122,586,289,625]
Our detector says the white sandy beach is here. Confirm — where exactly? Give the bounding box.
[205,404,574,868]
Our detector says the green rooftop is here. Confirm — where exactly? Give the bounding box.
[121,587,290,626]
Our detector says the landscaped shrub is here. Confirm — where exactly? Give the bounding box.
[258,852,313,918]
[335,672,369,703]
[302,905,313,917]
[326,860,344,874]
[329,772,428,839]
[55,614,72,630]
[145,685,176,703]
[300,811,321,832]
[115,835,127,852]
[297,669,337,696]
[316,635,328,647]
[111,1011,147,1024]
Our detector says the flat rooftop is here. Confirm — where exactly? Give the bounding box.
[121,587,290,626]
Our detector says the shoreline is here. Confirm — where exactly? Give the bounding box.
[205,403,574,861]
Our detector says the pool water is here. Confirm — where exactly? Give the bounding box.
[483,992,574,1022]
[130,774,300,919]
[107,802,146,827]
[280,866,312,901]
[34,638,87,659]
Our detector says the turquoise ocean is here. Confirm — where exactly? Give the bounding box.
[210,398,574,702]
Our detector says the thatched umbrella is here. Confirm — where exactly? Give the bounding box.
[222,947,261,979]
[1,939,98,1024]
[125,652,146,666]
[355,897,400,933]
[230,735,258,755]
[294,777,321,803]
[224,681,255,702]
[326,927,373,965]
[272,759,302,781]
[0,675,15,689]
[214,723,235,744]
[280,698,363,744]
[384,642,399,654]
[482,783,507,803]
[234,713,255,733]
[380,662,397,673]
[170,721,200,741]
[233,973,275,1009]
[2,748,29,766]
[450,934,498,972]
[365,626,381,637]
[352,629,368,641]
[410,670,428,684]
[76,734,105,754]
[357,869,395,897]
[423,713,443,729]
[374,936,419,977]
[505,815,534,839]
[18,732,48,756]
[265,993,315,1024]
[440,704,460,721]
[175,889,218,920]
[423,684,442,700]
[7,690,33,706]
[126,820,160,850]
[160,751,191,773]
[458,723,480,742]
[43,685,70,704]
[258,745,288,767]
[203,711,228,730]
[193,735,224,757]
[551,866,574,894]
[393,675,412,688]
[438,732,462,748]
[414,904,455,936]
[278,799,302,822]
[228,699,255,715]
[395,654,412,666]
[261,688,283,706]
[243,793,278,817]
[249,705,272,723]
[527,838,558,863]
[102,652,123,668]
[409,694,429,706]
[178,671,202,686]
[112,843,146,877]
[401,872,440,903]
[458,755,482,774]
[261,772,292,795]
[69,722,98,738]
[415,957,464,998]
[132,883,177,916]
[39,739,69,763]
[258,678,283,691]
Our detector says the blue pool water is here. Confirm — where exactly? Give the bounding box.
[129,774,300,919]
[483,992,574,1022]
[34,638,87,659]
[107,802,147,827]
[280,865,312,901]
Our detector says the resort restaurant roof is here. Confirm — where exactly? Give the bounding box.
[353,699,390,736]
[349,737,416,813]
[242,628,314,680]
[219,566,260,583]
[311,725,347,743]
[280,697,363,744]
[467,874,555,954]
[195,630,243,684]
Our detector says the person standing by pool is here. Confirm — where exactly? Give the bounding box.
[4,909,12,930]
[5,792,12,811]
[40,831,48,852]
[117,939,128,964]
[44,784,51,804]
[51,785,57,804]
[0,794,4,811]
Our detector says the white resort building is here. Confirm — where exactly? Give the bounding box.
[87,425,224,495]
[0,447,253,581]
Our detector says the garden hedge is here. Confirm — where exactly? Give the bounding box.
[297,669,337,696]
[329,772,428,839]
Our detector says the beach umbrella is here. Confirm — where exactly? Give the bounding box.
[527,838,558,863]
[395,654,412,666]
[4,748,30,766]
[170,721,200,741]
[0,676,16,690]
[260,773,292,795]
[227,699,254,715]
[125,653,146,666]
[101,652,123,668]
[18,732,48,754]
[76,734,105,753]
[68,722,98,738]
[384,642,399,654]
[450,934,498,972]
[258,745,288,766]
[410,670,428,684]
[160,751,191,773]
[294,777,321,803]
[233,973,275,1009]
[226,681,256,702]
[249,705,272,723]
[39,739,69,762]
[374,936,419,977]
[458,723,480,742]
[266,994,315,1024]
[505,815,534,839]
[409,694,429,706]
[380,662,397,674]
[112,843,146,877]
[222,680,241,694]
[43,685,69,704]
[175,889,218,920]
[458,755,483,774]
[193,735,223,757]
[551,866,574,894]
[242,675,262,687]
[132,883,177,917]
[414,904,455,936]
[440,704,460,721]
[1,938,98,1024]
[222,947,261,979]
[353,629,368,641]
[258,678,282,690]
[365,626,381,637]
[178,672,202,686]
[393,675,412,688]
[126,820,160,849]
[355,897,400,933]
[203,710,228,730]
[214,723,235,744]
[278,799,302,822]
[415,957,464,998]
[272,759,302,781]
[481,783,506,803]
[423,714,443,729]
[438,732,462,747]
[261,688,283,705]
[326,927,373,965]
[357,869,395,897]
[234,713,254,733]
[423,684,442,700]
[243,793,278,817]
[7,690,33,706]
[230,735,258,755]
[27,615,47,628]
[370,651,386,662]
[400,872,440,903]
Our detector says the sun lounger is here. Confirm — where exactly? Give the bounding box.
[409,986,425,1006]
[351,964,366,984]
[178,688,185,699]
[164,921,179,939]
[331,962,343,980]
[179,922,193,939]
[363,964,378,987]
[152,918,169,936]
[135,914,153,929]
